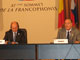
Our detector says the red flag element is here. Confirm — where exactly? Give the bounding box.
[58,0,65,28]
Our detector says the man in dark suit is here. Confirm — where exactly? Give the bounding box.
[57,19,80,44]
[4,21,27,44]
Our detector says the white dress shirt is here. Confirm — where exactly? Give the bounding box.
[13,32,17,42]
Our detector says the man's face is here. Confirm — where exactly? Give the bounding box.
[65,19,72,30]
[11,23,18,32]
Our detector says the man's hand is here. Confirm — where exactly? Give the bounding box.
[11,42,18,44]
[5,41,9,44]
[75,41,80,44]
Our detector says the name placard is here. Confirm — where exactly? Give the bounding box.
[54,39,68,44]
[0,40,5,44]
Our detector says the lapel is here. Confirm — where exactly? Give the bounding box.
[16,30,21,41]
[69,28,74,40]
[10,30,13,41]
[63,28,67,39]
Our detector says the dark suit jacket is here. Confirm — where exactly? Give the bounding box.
[4,29,27,44]
[57,27,80,44]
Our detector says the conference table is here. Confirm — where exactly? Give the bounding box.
[0,44,80,60]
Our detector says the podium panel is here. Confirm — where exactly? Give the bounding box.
[38,44,80,59]
[0,45,35,59]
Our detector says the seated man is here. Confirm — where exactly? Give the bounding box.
[57,19,80,44]
[4,21,27,44]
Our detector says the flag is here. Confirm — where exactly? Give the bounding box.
[71,0,78,27]
[58,0,65,28]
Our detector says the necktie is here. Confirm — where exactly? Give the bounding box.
[67,31,69,40]
[13,32,17,42]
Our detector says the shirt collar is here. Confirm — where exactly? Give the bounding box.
[13,32,17,34]
[66,28,72,32]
